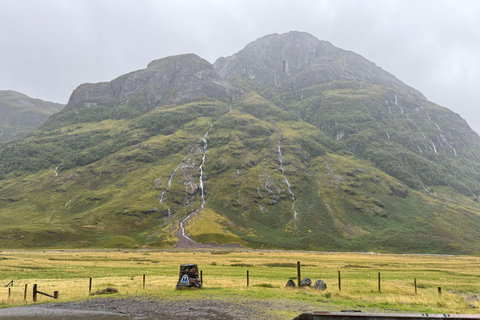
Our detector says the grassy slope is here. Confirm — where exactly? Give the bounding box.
[1,250,479,316]
[0,91,64,142]
[1,94,480,253]
[273,81,480,195]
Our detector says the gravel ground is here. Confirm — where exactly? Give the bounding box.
[0,296,324,320]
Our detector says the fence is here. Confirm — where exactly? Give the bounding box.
[3,261,446,304]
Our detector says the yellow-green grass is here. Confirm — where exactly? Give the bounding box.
[0,250,479,317]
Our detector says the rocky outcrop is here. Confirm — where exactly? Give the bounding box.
[214,31,424,99]
[64,54,231,112]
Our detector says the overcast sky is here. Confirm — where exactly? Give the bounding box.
[1,0,479,133]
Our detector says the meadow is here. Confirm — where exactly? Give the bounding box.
[0,249,479,318]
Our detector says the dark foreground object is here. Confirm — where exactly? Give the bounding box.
[294,311,480,320]
[176,263,202,289]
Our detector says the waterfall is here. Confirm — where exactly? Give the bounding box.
[199,124,212,209]
[179,215,194,241]
[416,144,423,153]
[53,166,59,177]
[177,124,213,243]
[277,145,298,226]
[159,156,187,204]
[385,100,392,115]
[384,128,390,140]
[433,122,457,156]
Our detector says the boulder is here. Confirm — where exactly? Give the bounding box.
[300,277,312,287]
[313,279,327,290]
[285,279,296,287]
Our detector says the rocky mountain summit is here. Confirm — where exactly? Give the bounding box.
[1,32,480,252]
[0,90,63,141]
[214,32,424,98]
[64,54,231,112]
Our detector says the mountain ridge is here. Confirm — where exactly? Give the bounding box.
[1,31,480,253]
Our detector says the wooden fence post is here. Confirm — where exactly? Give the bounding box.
[247,270,250,287]
[200,270,203,286]
[378,272,381,292]
[33,284,37,302]
[338,270,341,292]
[414,278,417,295]
[438,287,442,295]
[89,277,92,294]
[297,261,301,288]
[54,291,59,299]
[24,284,27,301]
[378,272,381,293]
[8,288,11,299]
[143,274,146,290]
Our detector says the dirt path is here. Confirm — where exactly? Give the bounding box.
[0,296,315,319]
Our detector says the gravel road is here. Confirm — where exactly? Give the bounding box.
[0,296,321,319]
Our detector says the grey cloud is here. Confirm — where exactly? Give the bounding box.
[0,0,478,133]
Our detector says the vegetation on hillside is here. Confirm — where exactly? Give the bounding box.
[2,32,480,252]
[1,93,480,253]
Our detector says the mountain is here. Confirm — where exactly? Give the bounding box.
[0,90,64,142]
[1,31,480,253]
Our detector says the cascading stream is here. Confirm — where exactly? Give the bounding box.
[199,124,212,209]
[159,156,187,216]
[159,156,186,204]
[177,124,212,242]
[179,214,194,241]
[277,145,298,227]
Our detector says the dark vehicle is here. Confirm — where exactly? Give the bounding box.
[294,311,480,320]
[176,263,201,289]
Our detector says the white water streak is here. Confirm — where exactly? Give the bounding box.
[177,124,213,242]
[423,187,432,196]
[387,101,392,115]
[277,145,298,226]
[65,200,72,206]
[199,124,212,209]
[432,143,438,154]
[179,215,194,241]
[53,166,59,177]
[159,156,187,204]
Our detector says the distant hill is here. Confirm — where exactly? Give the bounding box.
[0,90,64,142]
[1,32,480,253]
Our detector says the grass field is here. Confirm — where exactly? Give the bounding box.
[0,250,479,318]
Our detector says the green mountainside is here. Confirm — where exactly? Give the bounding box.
[0,90,64,142]
[1,32,480,253]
